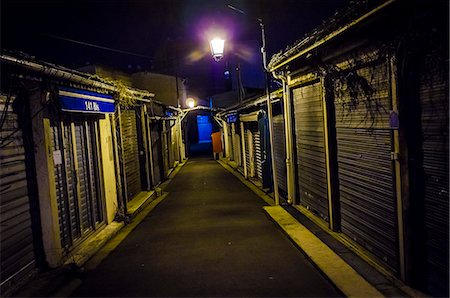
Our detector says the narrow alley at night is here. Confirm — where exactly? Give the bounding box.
[1,0,449,297]
[68,157,341,297]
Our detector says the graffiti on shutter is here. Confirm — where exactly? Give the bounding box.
[333,60,398,272]
[293,81,329,221]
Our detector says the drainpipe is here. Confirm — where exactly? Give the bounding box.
[260,21,280,206]
[273,71,296,204]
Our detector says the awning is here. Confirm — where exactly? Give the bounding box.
[58,87,115,114]
[239,111,259,122]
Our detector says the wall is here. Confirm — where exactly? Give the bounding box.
[132,72,185,107]
[99,117,118,224]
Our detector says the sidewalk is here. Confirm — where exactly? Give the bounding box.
[218,158,423,298]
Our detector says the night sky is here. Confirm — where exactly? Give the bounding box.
[2,0,350,97]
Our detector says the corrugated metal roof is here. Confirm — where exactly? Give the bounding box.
[268,0,393,71]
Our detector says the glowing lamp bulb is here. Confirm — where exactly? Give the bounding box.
[186,98,196,108]
[210,38,225,62]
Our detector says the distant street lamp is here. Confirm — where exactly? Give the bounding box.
[186,97,196,108]
[209,38,225,62]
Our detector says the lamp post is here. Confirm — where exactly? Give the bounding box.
[213,6,280,205]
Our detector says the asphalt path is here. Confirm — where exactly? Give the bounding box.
[71,157,341,297]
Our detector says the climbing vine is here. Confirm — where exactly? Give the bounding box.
[87,74,140,108]
[319,49,390,128]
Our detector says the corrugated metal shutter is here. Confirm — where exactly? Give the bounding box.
[228,123,234,161]
[51,119,104,251]
[162,122,169,177]
[120,109,141,201]
[244,128,250,175]
[273,114,287,193]
[252,123,263,182]
[0,95,36,289]
[74,122,94,232]
[293,81,329,221]
[234,129,243,173]
[52,123,78,249]
[420,65,449,294]
[333,60,398,271]
[150,122,163,186]
[167,121,174,169]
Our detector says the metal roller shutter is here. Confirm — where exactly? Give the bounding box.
[273,114,287,193]
[293,81,329,221]
[162,121,169,177]
[234,130,243,173]
[74,122,94,232]
[120,109,141,200]
[51,119,104,251]
[228,123,234,161]
[420,65,449,294]
[52,123,79,249]
[168,121,175,169]
[252,123,263,182]
[0,95,36,290]
[334,60,398,271]
[150,122,163,186]
[244,128,250,176]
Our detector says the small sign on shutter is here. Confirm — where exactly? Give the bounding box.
[53,150,62,165]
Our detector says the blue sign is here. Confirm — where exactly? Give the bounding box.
[58,87,115,114]
[227,114,237,123]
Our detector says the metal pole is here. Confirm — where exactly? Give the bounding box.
[260,20,280,205]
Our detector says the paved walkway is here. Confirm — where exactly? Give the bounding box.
[71,157,341,297]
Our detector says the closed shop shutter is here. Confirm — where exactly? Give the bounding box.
[0,95,36,290]
[162,122,169,177]
[243,128,250,175]
[150,122,163,186]
[333,60,398,271]
[293,81,329,221]
[420,65,449,294]
[120,109,141,201]
[234,130,243,172]
[51,119,104,251]
[228,123,234,160]
[273,114,287,193]
[52,123,78,248]
[167,121,174,169]
[252,123,263,182]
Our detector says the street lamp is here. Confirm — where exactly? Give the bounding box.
[186,97,196,108]
[210,38,225,62]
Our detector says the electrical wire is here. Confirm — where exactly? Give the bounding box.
[43,33,154,60]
